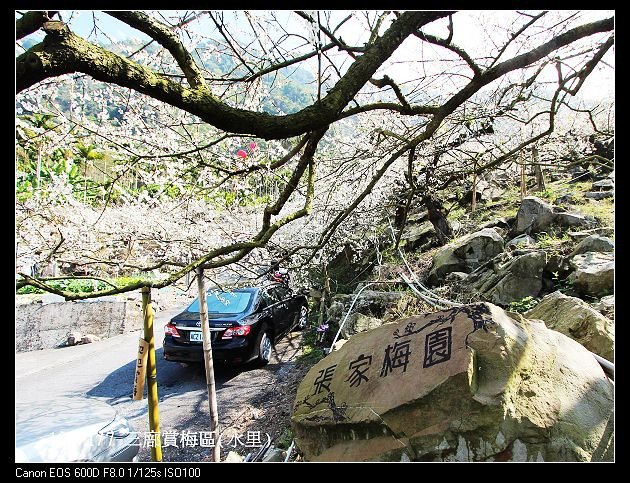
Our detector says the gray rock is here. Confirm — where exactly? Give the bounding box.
[570,235,614,256]
[506,234,536,248]
[514,196,555,234]
[585,191,613,200]
[327,291,410,322]
[555,193,577,205]
[40,293,66,305]
[478,217,511,232]
[400,221,435,251]
[293,303,614,461]
[67,331,82,346]
[470,251,546,305]
[594,295,614,320]
[81,334,101,344]
[525,291,614,361]
[568,227,614,240]
[591,179,614,191]
[444,272,469,283]
[406,210,428,224]
[340,313,384,339]
[555,212,596,229]
[428,228,504,285]
[569,252,614,297]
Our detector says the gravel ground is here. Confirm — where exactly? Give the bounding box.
[135,331,308,462]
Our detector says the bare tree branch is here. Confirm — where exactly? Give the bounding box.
[17,12,451,139]
[106,11,206,89]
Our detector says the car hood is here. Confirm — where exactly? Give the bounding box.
[15,397,118,460]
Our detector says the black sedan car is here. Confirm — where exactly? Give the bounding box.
[163,283,308,366]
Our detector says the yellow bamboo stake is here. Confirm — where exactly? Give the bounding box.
[132,338,149,401]
[142,287,162,462]
[196,267,221,462]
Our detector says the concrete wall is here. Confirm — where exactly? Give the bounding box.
[15,294,144,352]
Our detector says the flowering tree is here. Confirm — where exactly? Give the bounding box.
[15,10,614,298]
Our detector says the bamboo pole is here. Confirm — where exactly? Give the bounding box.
[132,338,149,401]
[196,267,221,462]
[141,287,162,462]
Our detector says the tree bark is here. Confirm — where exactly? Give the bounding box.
[532,145,546,191]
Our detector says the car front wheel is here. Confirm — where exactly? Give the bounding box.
[255,329,272,366]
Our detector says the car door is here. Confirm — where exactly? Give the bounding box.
[260,287,282,341]
[271,285,292,336]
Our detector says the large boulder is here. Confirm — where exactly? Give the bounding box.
[590,179,614,192]
[327,291,410,322]
[555,212,596,229]
[570,235,614,256]
[400,221,435,252]
[468,250,547,305]
[568,252,614,297]
[428,228,504,285]
[514,196,555,235]
[340,313,385,339]
[513,197,595,235]
[292,303,613,461]
[525,291,614,361]
[594,295,614,320]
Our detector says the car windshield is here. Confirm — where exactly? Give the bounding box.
[187,291,252,314]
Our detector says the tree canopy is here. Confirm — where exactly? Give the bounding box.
[15,10,614,299]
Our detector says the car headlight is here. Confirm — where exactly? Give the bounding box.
[98,415,132,439]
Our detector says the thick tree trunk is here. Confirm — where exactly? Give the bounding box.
[532,146,546,192]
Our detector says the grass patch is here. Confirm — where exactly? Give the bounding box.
[297,315,327,365]
[276,428,294,450]
[17,275,154,295]
[535,230,572,249]
[507,296,539,313]
[297,344,326,364]
[574,198,614,226]
[539,179,614,227]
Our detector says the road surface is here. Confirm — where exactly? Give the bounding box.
[15,303,304,462]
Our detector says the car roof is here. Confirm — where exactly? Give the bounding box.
[208,282,285,293]
[208,286,258,294]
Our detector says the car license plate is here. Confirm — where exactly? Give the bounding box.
[189,331,203,342]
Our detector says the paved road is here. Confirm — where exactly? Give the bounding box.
[15,303,303,462]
